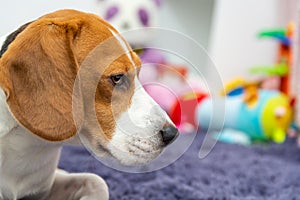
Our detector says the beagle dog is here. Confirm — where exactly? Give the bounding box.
[0,9,178,200]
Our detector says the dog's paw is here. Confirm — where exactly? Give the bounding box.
[55,169,69,175]
[81,174,109,200]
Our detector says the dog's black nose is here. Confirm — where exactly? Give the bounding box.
[160,124,179,146]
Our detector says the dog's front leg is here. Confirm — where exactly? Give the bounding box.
[45,170,109,200]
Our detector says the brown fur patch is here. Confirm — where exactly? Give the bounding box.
[0,9,140,142]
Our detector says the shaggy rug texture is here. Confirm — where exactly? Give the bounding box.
[59,133,300,200]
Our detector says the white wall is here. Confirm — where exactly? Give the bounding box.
[0,0,98,36]
[159,0,214,49]
[208,0,288,83]
[156,0,214,68]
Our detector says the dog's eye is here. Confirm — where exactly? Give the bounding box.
[110,74,130,90]
[111,74,124,85]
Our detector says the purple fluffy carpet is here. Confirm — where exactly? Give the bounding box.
[59,133,300,200]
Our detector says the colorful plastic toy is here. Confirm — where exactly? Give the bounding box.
[256,22,294,95]
[196,82,293,145]
[169,92,207,133]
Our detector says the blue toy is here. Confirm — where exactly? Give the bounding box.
[196,83,293,145]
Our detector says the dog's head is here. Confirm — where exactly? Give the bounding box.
[0,9,178,165]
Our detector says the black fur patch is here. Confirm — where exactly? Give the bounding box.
[0,22,32,58]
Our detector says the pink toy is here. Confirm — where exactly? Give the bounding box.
[142,64,188,111]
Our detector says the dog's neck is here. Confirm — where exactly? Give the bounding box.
[0,89,61,199]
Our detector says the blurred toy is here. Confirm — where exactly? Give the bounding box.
[98,0,161,46]
[142,64,187,110]
[143,65,207,134]
[169,91,207,133]
[256,22,294,95]
[252,23,300,144]
[250,63,288,91]
[196,80,293,145]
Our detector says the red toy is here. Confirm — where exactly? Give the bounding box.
[169,92,207,133]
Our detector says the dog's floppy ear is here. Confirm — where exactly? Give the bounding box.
[0,19,83,141]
